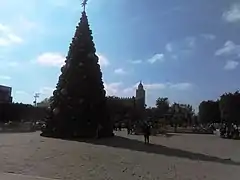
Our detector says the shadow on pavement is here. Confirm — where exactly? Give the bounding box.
[0,131,36,134]
[70,135,240,166]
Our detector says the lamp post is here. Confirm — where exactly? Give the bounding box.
[33,93,40,107]
[32,93,40,129]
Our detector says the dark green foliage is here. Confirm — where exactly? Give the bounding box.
[155,97,169,118]
[219,91,240,125]
[168,103,195,131]
[42,11,112,138]
[198,100,221,124]
[145,107,159,120]
[0,103,46,122]
[106,96,141,125]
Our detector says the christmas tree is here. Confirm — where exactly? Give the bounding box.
[41,0,113,138]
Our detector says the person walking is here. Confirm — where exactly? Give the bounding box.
[143,122,151,144]
[95,124,102,139]
[127,121,132,135]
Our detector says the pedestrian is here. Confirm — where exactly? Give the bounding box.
[118,123,122,131]
[143,123,151,144]
[127,122,132,135]
[96,124,102,139]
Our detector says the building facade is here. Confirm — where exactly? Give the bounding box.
[0,85,12,103]
[113,81,146,110]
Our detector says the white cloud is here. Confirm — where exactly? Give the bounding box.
[147,54,165,64]
[201,34,216,40]
[171,55,178,60]
[0,61,20,70]
[185,37,196,48]
[165,43,173,52]
[35,52,109,68]
[0,39,10,46]
[114,68,127,75]
[0,23,23,47]
[169,82,192,90]
[122,82,192,96]
[224,60,239,70]
[164,37,196,59]
[7,34,23,43]
[223,3,240,23]
[97,54,110,67]
[215,41,240,56]
[104,82,123,96]
[143,83,167,90]
[18,17,37,30]
[39,87,54,96]
[15,16,41,34]
[15,90,29,95]
[122,87,134,94]
[35,52,65,67]
[133,82,192,91]
[0,75,11,80]
[130,60,142,64]
[7,62,19,67]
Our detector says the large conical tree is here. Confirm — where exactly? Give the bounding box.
[41,1,113,138]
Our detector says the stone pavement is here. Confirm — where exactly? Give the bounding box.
[0,131,240,180]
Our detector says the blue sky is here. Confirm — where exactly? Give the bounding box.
[0,0,240,109]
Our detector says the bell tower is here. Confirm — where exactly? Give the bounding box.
[136,81,145,109]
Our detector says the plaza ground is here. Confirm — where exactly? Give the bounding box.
[0,130,240,180]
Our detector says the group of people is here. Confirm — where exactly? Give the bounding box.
[127,121,151,144]
[220,123,239,139]
[113,123,122,131]
[114,121,152,144]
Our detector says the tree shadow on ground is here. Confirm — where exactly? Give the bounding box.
[70,135,240,166]
[0,131,36,134]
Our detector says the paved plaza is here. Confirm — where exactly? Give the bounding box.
[0,131,240,180]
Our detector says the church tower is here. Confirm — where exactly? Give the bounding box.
[135,81,145,109]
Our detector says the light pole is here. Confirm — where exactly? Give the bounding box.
[33,93,40,107]
[32,93,40,129]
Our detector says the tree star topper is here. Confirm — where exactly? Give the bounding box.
[82,0,88,11]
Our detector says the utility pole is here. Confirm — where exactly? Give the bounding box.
[32,93,40,129]
[33,93,40,107]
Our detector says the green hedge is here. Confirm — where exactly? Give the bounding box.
[0,103,47,122]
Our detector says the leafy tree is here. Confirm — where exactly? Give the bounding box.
[192,115,199,125]
[219,91,240,126]
[168,103,195,131]
[146,107,159,120]
[198,100,221,124]
[155,97,169,118]
[179,104,194,125]
[0,103,46,123]
[37,97,53,107]
[42,6,113,138]
[170,103,183,131]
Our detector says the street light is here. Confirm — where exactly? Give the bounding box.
[33,93,40,107]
